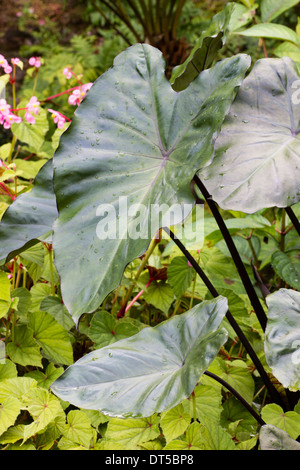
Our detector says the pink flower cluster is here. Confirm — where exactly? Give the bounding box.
[68,83,93,106]
[63,67,73,79]
[0,99,21,129]
[0,55,12,74]
[48,109,66,129]
[29,57,41,68]
[24,96,40,124]
[0,96,40,129]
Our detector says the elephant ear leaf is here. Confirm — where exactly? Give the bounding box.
[0,159,57,264]
[198,57,300,213]
[265,289,300,392]
[170,2,236,92]
[259,424,300,450]
[51,297,228,418]
[52,43,250,325]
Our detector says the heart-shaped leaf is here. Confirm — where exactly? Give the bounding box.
[265,288,300,391]
[261,404,300,440]
[199,57,300,213]
[170,2,235,91]
[52,44,250,324]
[50,296,228,418]
[259,424,300,450]
[0,159,57,264]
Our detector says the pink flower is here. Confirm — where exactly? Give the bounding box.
[48,109,66,129]
[24,110,35,124]
[68,89,81,106]
[0,54,11,74]
[4,64,12,74]
[11,58,20,65]
[0,111,22,129]
[0,55,7,67]
[29,56,41,68]
[63,67,72,79]
[26,96,40,115]
[0,99,11,116]
[68,83,93,106]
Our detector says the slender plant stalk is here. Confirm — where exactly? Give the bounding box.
[161,0,170,42]
[32,68,39,96]
[7,135,17,165]
[164,0,177,41]
[11,309,17,343]
[126,0,151,41]
[48,247,56,296]
[22,269,27,288]
[147,0,155,36]
[119,234,160,315]
[204,371,266,426]
[280,209,286,252]
[170,0,187,40]
[193,174,267,332]
[87,0,133,45]
[154,0,161,36]
[245,230,260,269]
[164,227,286,409]
[191,390,197,422]
[15,264,22,290]
[139,0,152,36]
[189,252,200,309]
[100,0,143,42]
[285,206,300,237]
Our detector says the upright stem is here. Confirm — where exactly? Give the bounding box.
[47,246,56,296]
[193,175,267,332]
[100,0,143,42]
[280,209,286,252]
[204,371,265,426]
[89,0,132,46]
[118,234,160,316]
[164,227,286,409]
[32,68,39,96]
[7,135,17,165]
[170,0,187,40]
[285,206,300,237]
[191,390,197,422]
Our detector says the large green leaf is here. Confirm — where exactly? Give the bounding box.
[0,159,57,264]
[199,57,300,213]
[170,2,236,91]
[237,23,300,47]
[51,296,228,417]
[265,289,300,391]
[260,0,300,23]
[52,44,250,324]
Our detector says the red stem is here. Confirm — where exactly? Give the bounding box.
[0,182,16,200]
[125,278,153,314]
[41,86,81,102]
